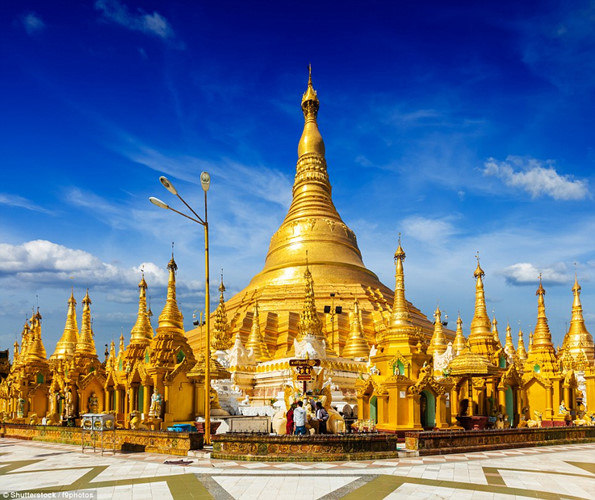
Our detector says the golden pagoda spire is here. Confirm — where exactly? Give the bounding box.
[118,332,125,359]
[517,328,528,362]
[342,298,370,359]
[297,263,324,343]
[528,331,534,352]
[389,234,413,329]
[107,340,116,367]
[26,309,47,362]
[469,254,493,356]
[130,273,154,344]
[245,302,271,362]
[13,340,19,366]
[75,289,97,357]
[427,306,447,356]
[492,315,503,351]
[562,275,594,363]
[212,272,232,351]
[157,255,185,333]
[452,313,466,355]
[504,322,516,359]
[524,276,557,375]
[533,276,555,350]
[51,291,79,361]
[246,67,374,291]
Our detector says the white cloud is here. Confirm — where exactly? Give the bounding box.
[483,156,589,200]
[0,193,52,214]
[401,215,459,244]
[500,262,570,286]
[20,12,45,35]
[0,240,198,293]
[95,0,176,41]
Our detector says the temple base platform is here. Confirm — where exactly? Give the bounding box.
[405,426,595,456]
[1,423,203,456]
[211,432,401,461]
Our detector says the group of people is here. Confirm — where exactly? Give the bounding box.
[286,399,329,435]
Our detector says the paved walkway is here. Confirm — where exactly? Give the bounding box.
[1,438,594,499]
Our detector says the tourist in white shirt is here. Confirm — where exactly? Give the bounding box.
[293,401,307,435]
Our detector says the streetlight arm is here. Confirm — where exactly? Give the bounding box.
[176,193,205,226]
[149,197,204,226]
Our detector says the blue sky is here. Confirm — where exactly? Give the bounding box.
[1,0,594,356]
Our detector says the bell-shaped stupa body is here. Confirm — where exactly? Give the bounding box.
[189,68,439,358]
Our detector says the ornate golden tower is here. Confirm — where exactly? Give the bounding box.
[190,70,439,358]
[342,298,370,359]
[468,257,494,356]
[50,292,79,363]
[211,275,233,351]
[524,277,558,376]
[492,316,503,352]
[74,290,97,357]
[245,302,271,362]
[129,274,154,345]
[427,306,447,356]
[504,322,516,359]
[560,276,594,365]
[452,314,466,355]
[517,328,528,363]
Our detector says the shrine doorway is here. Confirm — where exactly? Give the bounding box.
[420,390,436,429]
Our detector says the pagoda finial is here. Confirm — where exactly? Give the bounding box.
[298,65,324,157]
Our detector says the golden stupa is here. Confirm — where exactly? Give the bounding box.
[187,67,440,358]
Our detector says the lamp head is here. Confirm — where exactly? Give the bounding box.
[200,171,211,192]
[159,176,178,195]
[149,197,169,210]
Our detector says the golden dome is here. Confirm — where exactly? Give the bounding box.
[188,69,440,359]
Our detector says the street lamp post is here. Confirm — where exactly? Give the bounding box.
[149,172,212,445]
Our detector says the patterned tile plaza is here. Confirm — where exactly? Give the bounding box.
[0,438,594,499]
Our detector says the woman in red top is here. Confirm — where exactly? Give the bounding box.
[286,402,296,435]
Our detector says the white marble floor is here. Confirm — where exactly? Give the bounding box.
[0,439,593,499]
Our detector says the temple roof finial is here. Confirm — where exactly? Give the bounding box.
[298,65,324,157]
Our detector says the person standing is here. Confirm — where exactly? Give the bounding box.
[286,403,296,435]
[316,401,329,434]
[293,401,307,435]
